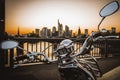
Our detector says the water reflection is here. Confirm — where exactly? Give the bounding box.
[14,41,100,59]
[21,42,79,59]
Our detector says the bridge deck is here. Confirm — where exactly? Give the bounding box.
[1,56,120,80]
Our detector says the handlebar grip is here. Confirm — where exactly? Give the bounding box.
[93,35,119,42]
[14,55,29,61]
[104,36,119,38]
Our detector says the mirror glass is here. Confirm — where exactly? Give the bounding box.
[100,1,119,17]
[1,40,18,50]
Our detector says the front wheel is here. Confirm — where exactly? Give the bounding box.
[59,68,96,80]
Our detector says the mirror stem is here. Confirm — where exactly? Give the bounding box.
[17,46,28,52]
[98,17,105,30]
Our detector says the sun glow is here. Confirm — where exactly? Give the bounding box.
[14,1,95,28]
[6,0,120,34]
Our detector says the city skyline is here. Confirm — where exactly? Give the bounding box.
[5,0,120,35]
[17,21,117,38]
[8,19,119,36]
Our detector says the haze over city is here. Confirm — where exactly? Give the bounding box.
[5,0,120,35]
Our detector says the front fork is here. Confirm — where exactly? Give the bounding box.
[75,58,97,80]
[76,55,103,80]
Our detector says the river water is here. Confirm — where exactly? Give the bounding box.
[13,41,100,58]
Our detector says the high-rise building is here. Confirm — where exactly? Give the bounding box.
[65,25,70,38]
[52,26,57,37]
[73,33,76,38]
[70,30,73,37]
[111,27,116,34]
[78,27,81,36]
[35,29,40,37]
[85,29,88,35]
[41,27,49,38]
[58,19,63,37]
[47,29,51,37]
[52,26,56,34]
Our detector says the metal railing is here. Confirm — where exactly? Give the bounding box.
[3,38,120,68]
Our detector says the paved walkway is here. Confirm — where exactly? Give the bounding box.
[0,56,120,80]
[98,66,120,80]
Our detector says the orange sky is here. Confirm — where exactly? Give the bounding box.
[5,0,120,35]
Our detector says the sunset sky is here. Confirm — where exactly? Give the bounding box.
[5,0,120,35]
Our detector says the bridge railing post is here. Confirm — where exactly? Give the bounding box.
[104,39,108,58]
[10,49,14,68]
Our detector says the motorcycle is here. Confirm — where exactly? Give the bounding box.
[0,1,119,80]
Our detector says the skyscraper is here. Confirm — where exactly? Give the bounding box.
[41,27,48,38]
[35,28,40,37]
[52,26,56,34]
[58,19,63,37]
[52,26,57,37]
[111,27,116,34]
[85,29,88,35]
[78,27,81,36]
[65,25,70,38]
[47,29,51,37]
[70,30,73,37]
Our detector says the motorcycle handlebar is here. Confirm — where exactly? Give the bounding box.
[16,44,57,63]
[71,35,119,58]
[40,52,57,62]
[93,35,119,41]
[13,51,57,62]
[13,55,29,61]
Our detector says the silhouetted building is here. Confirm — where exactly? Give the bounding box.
[65,25,70,38]
[35,29,40,37]
[70,30,73,37]
[73,33,76,38]
[58,19,63,37]
[85,29,88,37]
[52,26,57,37]
[41,27,51,38]
[47,29,51,38]
[78,27,81,36]
[110,27,116,34]
[85,29,88,35]
[52,26,56,33]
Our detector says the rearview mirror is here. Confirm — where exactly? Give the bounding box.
[0,40,18,50]
[98,1,119,30]
[100,1,119,17]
